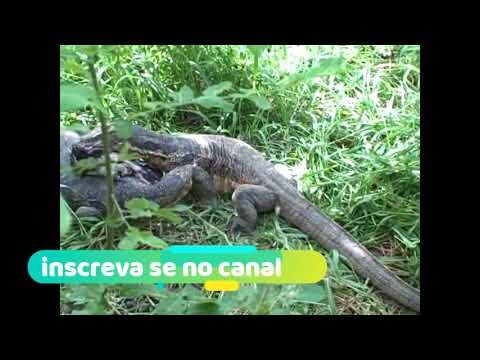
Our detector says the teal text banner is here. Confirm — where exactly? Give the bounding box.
[28,248,327,284]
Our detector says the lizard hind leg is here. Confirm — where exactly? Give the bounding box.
[227,184,278,235]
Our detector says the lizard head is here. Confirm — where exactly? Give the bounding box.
[126,134,195,172]
[73,126,187,172]
[72,127,105,159]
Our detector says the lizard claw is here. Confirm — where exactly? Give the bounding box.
[226,216,254,235]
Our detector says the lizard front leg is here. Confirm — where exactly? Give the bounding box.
[189,166,217,206]
[136,164,217,207]
[227,184,278,234]
[147,165,195,207]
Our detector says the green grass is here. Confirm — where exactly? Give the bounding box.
[60,45,420,315]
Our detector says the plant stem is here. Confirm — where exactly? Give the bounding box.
[87,59,115,249]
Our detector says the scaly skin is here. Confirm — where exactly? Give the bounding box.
[77,125,421,312]
[60,130,168,214]
[61,130,215,215]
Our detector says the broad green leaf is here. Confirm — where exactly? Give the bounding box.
[187,302,222,315]
[280,57,345,88]
[60,84,95,112]
[113,117,133,139]
[230,89,271,110]
[125,198,159,219]
[230,91,254,100]
[293,285,327,304]
[140,233,168,249]
[246,94,271,110]
[123,227,168,249]
[169,85,194,104]
[202,81,232,97]
[126,207,154,219]
[104,215,124,229]
[60,195,72,237]
[154,208,182,224]
[125,198,183,224]
[178,85,195,103]
[138,232,168,249]
[125,198,160,211]
[120,227,142,242]
[193,95,234,112]
[118,236,138,250]
[154,296,187,315]
[303,57,344,77]
[127,197,160,211]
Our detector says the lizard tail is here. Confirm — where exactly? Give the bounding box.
[279,195,420,312]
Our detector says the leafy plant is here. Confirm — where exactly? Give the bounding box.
[115,199,188,249]
[124,198,183,224]
[144,81,271,114]
[279,57,345,88]
[119,227,168,250]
